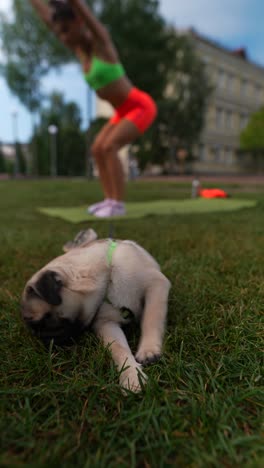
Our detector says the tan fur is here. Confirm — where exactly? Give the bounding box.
[21,230,171,393]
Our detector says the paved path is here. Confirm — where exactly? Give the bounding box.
[140,175,264,185]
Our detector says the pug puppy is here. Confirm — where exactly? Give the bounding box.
[21,229,171,392]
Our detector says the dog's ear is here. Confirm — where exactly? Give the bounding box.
[63,229,98,252]
[35,270,63,306]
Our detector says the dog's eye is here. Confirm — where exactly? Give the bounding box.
[26,286,39,298]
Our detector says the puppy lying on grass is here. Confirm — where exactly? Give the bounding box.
[21,229,171,392]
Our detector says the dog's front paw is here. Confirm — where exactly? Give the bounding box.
[135,344,162,366]
[119,365,147,393]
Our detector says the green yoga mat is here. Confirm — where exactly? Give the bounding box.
[38,199,257,223]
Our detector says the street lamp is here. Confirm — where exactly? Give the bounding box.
[11,109,19,177]
[48,125,58,177]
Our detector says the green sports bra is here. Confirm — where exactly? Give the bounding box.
[84,56,125,90]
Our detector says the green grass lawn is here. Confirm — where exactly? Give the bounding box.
[0,179,263,467]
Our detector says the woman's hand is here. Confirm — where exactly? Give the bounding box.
[30,0,53,28]
[68,0,109,43]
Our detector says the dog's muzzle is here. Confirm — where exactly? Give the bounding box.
[24,313,86,346]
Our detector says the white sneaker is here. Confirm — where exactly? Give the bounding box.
[94,201,126,218]
[88,198,112,214]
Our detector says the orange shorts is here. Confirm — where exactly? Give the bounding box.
[110,87,157,134]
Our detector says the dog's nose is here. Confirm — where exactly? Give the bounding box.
[24,316,34,323]
[21,306,41,327]
[22,314,40,329]
[22,314,33,322]
[21,307,34,322]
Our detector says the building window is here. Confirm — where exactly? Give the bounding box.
[211,146,221,163]
[234,113,240,130]
[198,144,206,161]
[208,107,216,129]
[256,85,263,102]
[216,107,224,129]
[217,147,222,162]
[227,110,236,130]
[226,111,232,129]
[255,85,259,101]
[215,108,220,128]
[202,55,210,65]
[247,82,252,97]
[224,147,234,165]
[218,69,226,89]
[241,79,249,97]
[240,114,248,129]
[232,76,239,94]
[227,74,235,93]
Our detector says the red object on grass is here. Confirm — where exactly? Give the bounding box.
[199,188,229,199]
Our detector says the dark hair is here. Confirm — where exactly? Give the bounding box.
[49,0,75,22]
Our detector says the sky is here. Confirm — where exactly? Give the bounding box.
[0,0,264,142]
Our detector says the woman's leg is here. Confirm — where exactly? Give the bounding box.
[91,121,117,199]
[99,118,141,201]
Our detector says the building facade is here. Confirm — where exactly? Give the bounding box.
[190,30,264,174]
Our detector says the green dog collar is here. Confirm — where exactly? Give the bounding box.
[107,239,118,266]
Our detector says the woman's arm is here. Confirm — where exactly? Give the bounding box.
[30,0,53,28]
[69,0,109,43]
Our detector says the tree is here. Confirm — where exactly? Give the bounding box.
[240,107,264,151]
[34,92,86,176]
[239,107,264,172]
[0,144,6,173]
[0,0,73,174]
[0,0,72,110]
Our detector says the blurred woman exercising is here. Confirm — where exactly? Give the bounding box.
[30,0,157,217]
